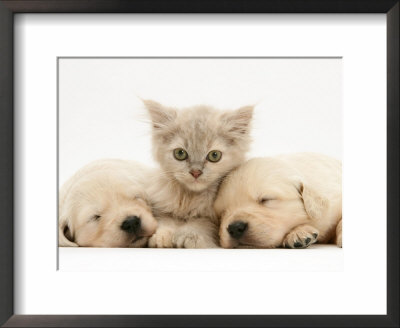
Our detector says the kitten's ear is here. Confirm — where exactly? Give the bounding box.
[222,105,254,135]
[143,99,177,129]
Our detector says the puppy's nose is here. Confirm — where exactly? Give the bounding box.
[120,216,141,234]
[190,169,203,179]
[227,221,248,239]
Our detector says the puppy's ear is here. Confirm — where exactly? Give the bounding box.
[296,180,329,221]
[58,214,78,247]
[143,99,177,130]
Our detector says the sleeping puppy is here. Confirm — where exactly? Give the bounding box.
[214,153,342,249]
[59,159,158,247]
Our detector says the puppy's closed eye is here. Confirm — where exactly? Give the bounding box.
[259,198,280,209]
[90,214,101,222]
[259,197,274,204]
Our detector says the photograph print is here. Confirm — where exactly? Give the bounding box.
[58,57,342,251]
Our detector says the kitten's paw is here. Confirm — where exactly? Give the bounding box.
[173,231,217,248]
[283,225,319,249]
[173,231,199,248]
[148,228,174,248]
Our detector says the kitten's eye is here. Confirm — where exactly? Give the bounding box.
[207,150,222,162]
[173,148,188,161]
[91,215,101,221]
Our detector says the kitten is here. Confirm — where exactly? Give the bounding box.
[144,100,253,248]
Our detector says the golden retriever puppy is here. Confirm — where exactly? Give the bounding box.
[59,159,158,247]
[214,153,342,249]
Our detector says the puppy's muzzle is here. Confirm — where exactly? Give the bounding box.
[227,221,248,239]
[120,216,141,234]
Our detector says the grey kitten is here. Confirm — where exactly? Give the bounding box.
[144,100,253,248]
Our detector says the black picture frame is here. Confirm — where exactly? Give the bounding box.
[0,1,398,327]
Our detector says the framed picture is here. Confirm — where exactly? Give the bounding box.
[0,1,398,327]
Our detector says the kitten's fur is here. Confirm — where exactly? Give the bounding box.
[144,100,253,248]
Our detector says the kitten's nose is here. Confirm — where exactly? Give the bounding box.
[190,169,203,179]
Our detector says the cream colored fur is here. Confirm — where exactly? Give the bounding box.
[214,153,342,248]
[59,159,158,247]
[143,100,253,248]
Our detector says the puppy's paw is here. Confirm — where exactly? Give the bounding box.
[335,219,342,248]
[148,228,174,248]
[336,234,342,248]
[283,225,319,249]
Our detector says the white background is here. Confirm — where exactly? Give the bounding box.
[59,58,342,184]
[15,14,386,315]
